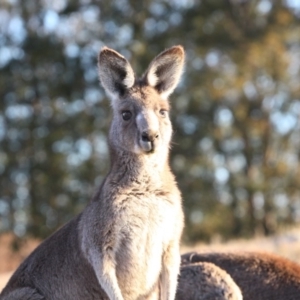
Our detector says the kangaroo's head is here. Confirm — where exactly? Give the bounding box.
[98,46,184,161]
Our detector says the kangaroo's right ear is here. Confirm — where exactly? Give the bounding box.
[98,47,135,100]
[142,45,185,100]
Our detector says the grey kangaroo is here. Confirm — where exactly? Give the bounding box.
[0,46,185,300]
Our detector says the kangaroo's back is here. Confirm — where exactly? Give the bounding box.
[1,216,107,299]
[177,262,243,300]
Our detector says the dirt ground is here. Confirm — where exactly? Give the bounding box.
[1,228,300,292]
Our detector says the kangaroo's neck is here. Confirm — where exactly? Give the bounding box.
[107,147,172,188]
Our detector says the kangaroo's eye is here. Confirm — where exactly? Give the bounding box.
[122,111,132,121]
[159,109,168,117]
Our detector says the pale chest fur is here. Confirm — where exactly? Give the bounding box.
[112,187,183,298]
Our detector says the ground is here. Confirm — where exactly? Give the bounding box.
[1,228,300,291]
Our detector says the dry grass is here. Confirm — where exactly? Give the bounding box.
[182,230,300,264]
[1,228,300,292]
[0,234,40,273]
[0,234,40,292]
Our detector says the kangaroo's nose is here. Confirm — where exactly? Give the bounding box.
[141,131,159,142]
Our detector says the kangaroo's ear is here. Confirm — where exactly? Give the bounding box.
[98,47,135,100]
[143,45,185,100]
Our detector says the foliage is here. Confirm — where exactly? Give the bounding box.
[1,0,300,243]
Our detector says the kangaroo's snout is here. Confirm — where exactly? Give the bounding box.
[140,130,159,152]
[136,111,160,153]
[141,131,159,142]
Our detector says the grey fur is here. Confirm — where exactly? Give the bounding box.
[0,46,185,300]
[0,287,45,300]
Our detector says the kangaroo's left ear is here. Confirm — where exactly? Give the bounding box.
[142,45,185,100]
[98,47,135,101]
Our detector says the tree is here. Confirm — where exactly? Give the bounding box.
[1,0,300,243]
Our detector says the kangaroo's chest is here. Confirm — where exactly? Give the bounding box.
[117,191,177,246]
[114,191,180,297]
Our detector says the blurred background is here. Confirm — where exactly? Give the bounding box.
[1,0,300,252]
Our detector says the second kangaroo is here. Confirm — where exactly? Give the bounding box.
[0,46,185,300]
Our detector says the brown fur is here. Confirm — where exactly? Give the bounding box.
[0,46,185,300]
[181,251,300,300]
[176,262,243,300]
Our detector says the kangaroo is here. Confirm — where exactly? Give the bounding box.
[181,251,300,300]
[0,46,185,300]
[176,262,243,300]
